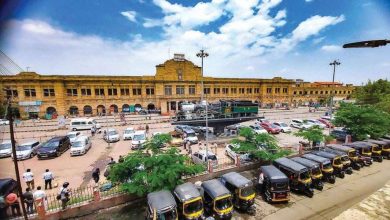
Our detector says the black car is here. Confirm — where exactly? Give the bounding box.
[37,136,71,159]
[331,129,349,141]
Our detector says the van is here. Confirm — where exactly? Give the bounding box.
[131,130,147,150]
[183,129,198,144]
[70,118,101,131]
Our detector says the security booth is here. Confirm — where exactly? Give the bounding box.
[310,151,345,178]
[291,157,324,190]
[301,154,336,184]
[365,139,389,160]
[326,144,362,169]
[146,190,178,220]
[173,182,204,220]
[201,179,233,220]
[273,158,314,198]
[323,147,353,174]
[258,165,290,203]
[220,172,256,212]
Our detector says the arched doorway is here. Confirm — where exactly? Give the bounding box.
[110,104,118,113]
[69,106,79,115]
[122,104,130,112]
[97,105,106,115]
[147,103,155,110]
[46,107,56,115]
[134,104,142,112]
[298,100,303,106]
[83,105,93,115]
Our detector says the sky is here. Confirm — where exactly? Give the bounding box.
[0,0,389,85]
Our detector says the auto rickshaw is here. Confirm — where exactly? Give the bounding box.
[258,165,290,203]
[367,139,390,160]
[291,157,324,190]
[326,144,362,169]
[146,190,178,220]
[346,141,382,162]
[201,179,233,220]
[273,157,314,198]
[173,182,204,220]
[302,153,336,184]
[311,151,345,178]
[362,141,383,162]
[323,148,353,174]
[220,172,256,213]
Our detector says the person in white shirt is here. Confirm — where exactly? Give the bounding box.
[43,169,54,190]
[22,169,34,190]
[33,186,47,210]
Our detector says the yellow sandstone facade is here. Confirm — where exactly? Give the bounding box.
[0,55,354,119]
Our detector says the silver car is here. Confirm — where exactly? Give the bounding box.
[13,140,40,160]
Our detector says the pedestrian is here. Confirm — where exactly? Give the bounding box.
[92,168,100,184]
[145,124,149,134]
[91,126,96,136]
[258,172,264,192]
[22,169,34,190]
[43,169,54,190]
[6,193,21,217]
[58,182,70,210]
[118,155,124,163]
[107,157,116,165]
[188,144,192,155]
[183,140,187,150]
[33,186,47,210]
[23,188,34,214]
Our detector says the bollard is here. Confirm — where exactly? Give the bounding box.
[345,135,352,144]
[236,155,241,167]
[208,160,213,173]
[35,197,46,219]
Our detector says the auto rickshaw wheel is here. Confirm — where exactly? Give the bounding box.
[346,168,353,175]
[339,172,345,179]
[305,189,314,198]
[353,164,361,170]
[329,177,336,184]
[377,157,383,162]
[316,185,323,191]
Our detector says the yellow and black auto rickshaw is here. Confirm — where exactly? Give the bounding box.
[367,139,389,160]
[173,182,204,220]
[258,165,290,203]
[220,172,256,213]
[273,157,314,198]
[346,141,382,162]
[291,157,324,190]
[323,148,353,175]
[201,179,233,220]
[302,153,336,184]
[362,141,383,162]
[146,190,178,220]
[311,151,345,178]
[327,144,362,169]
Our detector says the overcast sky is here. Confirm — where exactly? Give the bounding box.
[0,0,389,85]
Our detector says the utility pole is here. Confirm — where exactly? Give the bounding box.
[329,60,341,125]
[5,92,28,220]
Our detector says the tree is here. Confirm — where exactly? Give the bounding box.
[238,127,255,142]
[294,126,325,147]
[108,133,203,196]
[333,102,390,140]
[354,79,390,113]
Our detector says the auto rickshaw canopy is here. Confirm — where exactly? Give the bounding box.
[291,157,320,169]
[327,144,355,153]
[201,179,231,200]
[147,190,177,213]
[274,157,309,174]
[345,142,373,150]
[260,165,288,183]
[302,153,331,164]
[174,182,201,203]
[221,172,253,189]
[311,151,339,160]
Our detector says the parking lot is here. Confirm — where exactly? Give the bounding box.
[0,107,327,194]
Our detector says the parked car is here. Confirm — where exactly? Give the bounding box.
[37,136,71,159]
[67,131,81,143]
[260,122,281,134]
[191,150,218,169]
[331,128,349,141]
[104,128,120,143]
[273,122,292,133]
[225,143,252,163]
[0,119,9,125]
[305,119,326,129]
[123,127,135,140]
[13,140,40,160]
[131,130,147,149]
[70,118,101,131]
[249,125,268,134]
[169,131,184,147]
[174,125,191,134]
[318,118,334,128]
[320,115,334,121]
[183,129,199,144]
[70,135,92,156]
[0,140,12,158]
[290,119,312,129]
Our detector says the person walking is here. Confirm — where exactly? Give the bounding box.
[91,126,96,137]
[59,182,70,210]
[33,186,47,210]
[23,188,34,214]
[145,124,149,134]
[118,155,124,163]
[22,169,34,190]
[6,193,21,217]
[43,169,54,190]
[107,157,116,165]
[92,168,100,184]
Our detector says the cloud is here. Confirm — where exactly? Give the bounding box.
[305,0,313,2]
[121,11,137,23]
[321,44,342,52]
[143,18,163,28]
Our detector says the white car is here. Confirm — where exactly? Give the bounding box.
[104,128,120,143]
[131,130,147,149]
[67,131,81,143]
[273,122,292,133]
[123,127,136,140]
[0,140,12,158]
[249,125,268,134]
[290,119,312,130]
[70,136,92,156]
[183,129,199,144]
[225,144,252,163]
[191,150,218,169]
[13,140,40,160]
[0,119,10,125]
[305,119,326,129]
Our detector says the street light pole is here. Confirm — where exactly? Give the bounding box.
[329,60,341,123]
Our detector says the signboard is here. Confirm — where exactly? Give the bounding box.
[24,106,40,112]
[19,101,42,106]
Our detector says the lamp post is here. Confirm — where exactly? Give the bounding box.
[196,50,209,160]
[329,60,341,123]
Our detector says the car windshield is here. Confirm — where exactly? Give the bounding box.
[323,162,332,170]
[41,141,59,149]
[215,196,232,211]
[125,130,134,134]
[363,147,371,153]
[240,186,255,197]
[348,150,357,157]
[92,120,97,124]
[383,145,389,150]
[67,134,77,138]
[279,123,288,127]
[341,155,349,162]
[0,143,11,150]
[187,133,196,137]
[333,157,342,165]
[72,141,84,148]
[134,134,145,141]
[312,167,321,176]
[184,199,203,215]
[17,145,32,151]
[270,124,278,128]
[157,209,177,220]
[207,155,217,160]
[108,131,117,135]
[273,182,288,190]
[299,171,310,180]
[373,146,381,151]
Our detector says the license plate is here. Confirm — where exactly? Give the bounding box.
[40,155,47,158]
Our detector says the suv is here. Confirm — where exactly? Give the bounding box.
[225,144,252,163]
[331,128,349,141]
[37,136,71,159]
[191,150,218,169]
[290,119,312,129]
